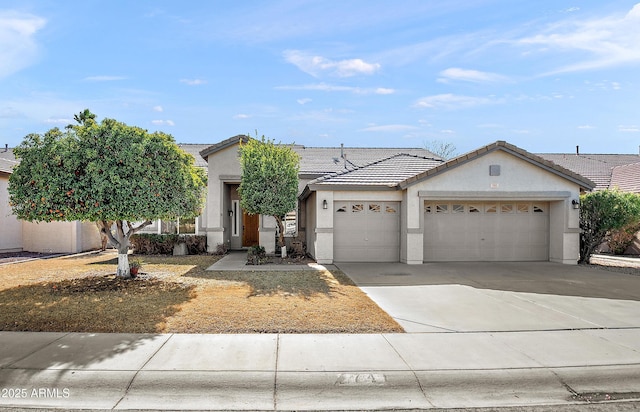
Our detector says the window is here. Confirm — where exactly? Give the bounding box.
[385,204,397,214]
[436,204,449,213]
[468,205,481,213]
[452,204,465,214]
[533,204,545,213]
[369,203,381,213]
[352,203,364,213]
[424,204,432,213]
[485,204,497,213]
[232,200,239,236]
[161,220,177,234]
[283,210,297,236]
[336,204,347,213]
[517,204,530,213]
[179,217,196,234]
[501,204,514,214]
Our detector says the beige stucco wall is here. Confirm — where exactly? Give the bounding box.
[305,191,317,260]
[22,220,100,253]
[205,144,242,252]
[0,174,22,252]
[407,150,582,264]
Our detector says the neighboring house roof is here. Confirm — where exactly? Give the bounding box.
[0,148,17,175]
[400,141,596,190]
[610,162,640,193]
[537,153,640,191]
[307,154,443,188]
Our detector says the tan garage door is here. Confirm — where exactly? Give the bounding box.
[424,201,549,262]
[334,201,400,262]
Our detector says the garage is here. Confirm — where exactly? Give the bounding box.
[334,201,400,262]
[423,201,549,262]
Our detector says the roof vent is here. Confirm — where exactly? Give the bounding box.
[576,145,579,155]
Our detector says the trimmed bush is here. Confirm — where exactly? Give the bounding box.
[131,234,207,255]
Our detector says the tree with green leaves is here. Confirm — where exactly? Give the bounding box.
[579,189,640,263]
[238,135,300,250]
[9,110,207,277]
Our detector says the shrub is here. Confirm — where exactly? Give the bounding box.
[579,190,640,263]
[247,245,267,265]
[130,234,207,255]
[214,243,229,255]
[607,222,640,255]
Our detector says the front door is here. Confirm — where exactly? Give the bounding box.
[242,211,259,246]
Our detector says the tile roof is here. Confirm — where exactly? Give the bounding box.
[294,146,439,175]
[538,153,640,191]
[0,158,18,174]
[309,154,443,187]
[0,148,17,174]
[611,162,640,193]
[177,144,211,168]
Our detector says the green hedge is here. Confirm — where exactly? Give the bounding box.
[130,234,207,255]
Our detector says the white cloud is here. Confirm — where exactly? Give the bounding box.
[180,78,207,86]
[414,93,499,110]
[83,75,127,82]
[45,118,73,125]
[152,119,175,126]
[360,124,418,132]
[283,50,380,77]
[297,98,312,105]
[153,105,164,112]
[233,114,250,119]
[618,125,640,132]
[437,67,508,83]
[374,87,395,95]
[277,83,394,95]
[517,3,640,74]
[0,11,46,78]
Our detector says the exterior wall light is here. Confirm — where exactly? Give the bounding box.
[322,199,328,210]
[571,199,580,210]
[228,209,234,217]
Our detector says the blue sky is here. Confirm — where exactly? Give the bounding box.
[1,1,639,154]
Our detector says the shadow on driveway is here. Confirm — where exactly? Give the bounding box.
[337,261,640,301]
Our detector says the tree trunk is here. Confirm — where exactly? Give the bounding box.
[99,219,151,279]
[274,215,285,248]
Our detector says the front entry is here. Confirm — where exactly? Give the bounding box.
[242,211,259,247]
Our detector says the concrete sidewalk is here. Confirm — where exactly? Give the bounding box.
[1,330,640,410]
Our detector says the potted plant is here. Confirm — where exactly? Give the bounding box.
[129,258,143,277]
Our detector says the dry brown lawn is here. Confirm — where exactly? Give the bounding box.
[0,252,403,334]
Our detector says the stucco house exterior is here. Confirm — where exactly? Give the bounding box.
[200,137,596,265]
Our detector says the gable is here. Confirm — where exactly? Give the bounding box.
[409,150,586,193]
[402,141,595,191]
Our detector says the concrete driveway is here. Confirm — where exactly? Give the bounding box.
[336,261,640,333]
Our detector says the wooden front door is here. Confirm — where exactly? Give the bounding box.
[242,211,259,246]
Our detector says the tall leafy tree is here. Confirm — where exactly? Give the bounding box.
[9,111,207,277]
[238,135,300,249]
[579,189,640,263]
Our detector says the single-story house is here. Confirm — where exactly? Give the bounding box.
[4,136,638,260]
[199,136,597,265]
